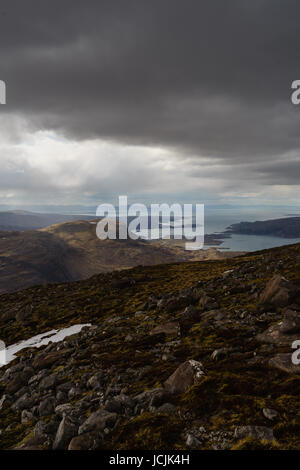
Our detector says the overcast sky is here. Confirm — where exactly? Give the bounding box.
[1,0,300,208]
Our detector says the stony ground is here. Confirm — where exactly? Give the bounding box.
[0,243,299,450]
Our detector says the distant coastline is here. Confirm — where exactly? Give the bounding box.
[226,216,300,239]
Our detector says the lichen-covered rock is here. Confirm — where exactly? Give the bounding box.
[234,426,274,442]
[269,353,300,374]
[257,323,299,346]
[164,360,205,394]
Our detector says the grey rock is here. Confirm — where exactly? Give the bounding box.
[263,408,278,420]
[135,388,169,408]
[56,381,74,393]
[53,416,78,450]
[56,390,67,404]
[12,393,34,411]
[0,394,10,410]
[280,309,300,335]
[104,394,134,413]
[38,397,55,417]
[21,409,34,424]
[259,275,299,307]
[55,403,74,417]
[269,353,300,374]
[78,410,117,435]
[39,374,57,391]
[87,372,103,390]
[164,360,205,394]
[68,386,83,400]
[211,348,228,361]
[155,403,177,414]
[234,425,274,442]
[68,433,99,450]
[34,419,58,440]
[186,433,201,449]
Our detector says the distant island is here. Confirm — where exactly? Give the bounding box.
[227,216,300,238]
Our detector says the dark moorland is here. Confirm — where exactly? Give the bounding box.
[0,242,299,450]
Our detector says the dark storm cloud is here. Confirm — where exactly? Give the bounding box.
[1,0,300,174]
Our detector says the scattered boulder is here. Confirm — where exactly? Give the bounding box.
[104,394,134,414]
[259,275,299,307]
[33,349,72,370]
[211,348,229,361]
[279,309,300,334]
[87,372,103,390]
[186,433,201,449]
[198,294,218,311]
[78,410,117,435]
[201,309,226,325]
[269,353,300,374]
[34,419,58,441]
[155,403,176,414]
[55,403,74,417]
[21,409,34,424]
[164,360,205,394]
[6,370,32,394]
[0,394,10,410]
[68,433,98,450]
[262,408,278,420]
[234,425,274,442]
[53,416,78,450]
[150,322,180,337]
[257,323,299,346]
[159,296,190,313]
[38,397,55,417]
[181,305,201,323]
[12,392,34,411]
[134,388,169,408]
[39,374,57,391]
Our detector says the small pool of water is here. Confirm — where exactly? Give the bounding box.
[0,323,91,367]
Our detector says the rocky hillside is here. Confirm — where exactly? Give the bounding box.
[0,243,299,450]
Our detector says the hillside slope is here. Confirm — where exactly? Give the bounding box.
[0,219,240,294]
[0,220,183,294]
[0,243,299,450]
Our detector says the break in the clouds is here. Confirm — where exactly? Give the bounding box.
[1,0,300,205]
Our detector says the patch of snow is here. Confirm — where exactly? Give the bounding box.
[0,324,91,367]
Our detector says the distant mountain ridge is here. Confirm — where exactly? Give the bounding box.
[0,210,94,231]
[228,216,300,238]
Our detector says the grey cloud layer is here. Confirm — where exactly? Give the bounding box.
[1,0,300,196]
